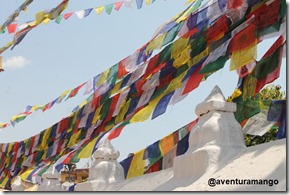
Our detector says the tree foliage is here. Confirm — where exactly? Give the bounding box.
[244,84,286,147]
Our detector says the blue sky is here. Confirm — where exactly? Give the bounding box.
[0,0,287,164]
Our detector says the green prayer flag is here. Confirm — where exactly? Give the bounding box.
[157,43,172,65]
[100,99,112,121]
[190,34,206,57]
[34,150,44,162]
[198,55,228,74]
[255,46,281,80]
[105,3,114,15]
[279,0,286,19]
[55,14,63,24]
[233,94,261,122]
[258,19,281,38]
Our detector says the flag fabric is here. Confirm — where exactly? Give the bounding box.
[136,0,144,9]
[7,23,17,34]
[0,0,287,189]
[151,92,174,119]
[95,6,104,15]
[114,2,124,11]
[105,4,114,15]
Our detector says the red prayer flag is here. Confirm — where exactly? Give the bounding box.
[63,150,77,164]
[118,60,129,78]
[103,93,120,124]
[246,0,280,28]
[227,0,243,9]
[63,12,73,20]
[7,23,17,34]
[108,126,125,140]
[68,82,86,99]
[206,15,229,44]
[182,65,204,95]
[58,117,71,133]
[186,118,198,132]
[143,53,160,78]
[114,1,123,11]
[228,23,257,53]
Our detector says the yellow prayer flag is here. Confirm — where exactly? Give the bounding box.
[0,176,9,189]
[130,105,153,123]
[110,81,122,96]
[78,100,88,110]
[40,128,52,149]
[78,135,100,158]
[164,70,187,94]
[27,21,36,26]
[92,104,103,125]
[35,11,47,25]
[230,43,257,71]
[130,95,162,123]
[126,149,146,179]
[20,168,34,181]
[160,133,175,155]
[8,143,13,155]
[175,7,193,23]
[171,37,189,58]
[189,47,209,67]
[95,6,104,15]
[145,33,167,54]
[57,89,71,103]
[67,130,81,148]
[173,46,191,68]
[31,105,44,111]
[115,99,131,124]
[185,0,196,5]
[42,18,50,25]
[145,0,151,5]
[242,76,257,100]
[96,68,110,86]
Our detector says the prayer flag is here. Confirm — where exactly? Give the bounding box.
[114,2,124,11]
[105,4,114,15]
[152,92,174,119]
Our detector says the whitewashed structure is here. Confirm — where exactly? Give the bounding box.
[173,85,246,179]
[37,164,62,191]
[74,139,125,191]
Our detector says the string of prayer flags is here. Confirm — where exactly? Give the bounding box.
[0,0,34,32]
[0,0,287,189]
[0,0,70,55]
[120,118,197,179]
[0,0,199,128]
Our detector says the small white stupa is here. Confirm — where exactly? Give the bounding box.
[11,176,25,191]
[75,138,125,191]
[173,85,246,180]
[37,164,62,191]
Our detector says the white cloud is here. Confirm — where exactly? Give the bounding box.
[3,56,31,69]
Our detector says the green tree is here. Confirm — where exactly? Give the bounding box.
[244,84,286,147]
